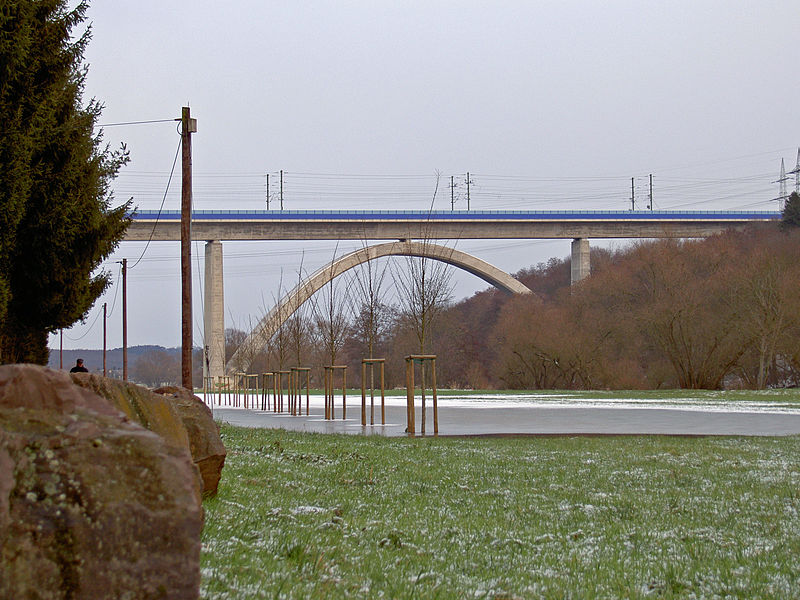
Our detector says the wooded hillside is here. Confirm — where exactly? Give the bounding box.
[416,223,800,390]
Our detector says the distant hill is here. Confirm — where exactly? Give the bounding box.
[48,345,182,375]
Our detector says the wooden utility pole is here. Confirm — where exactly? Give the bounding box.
[266,173,270,210]
[280,169,284,210]
[103,302,107,377]
[648,174,654,211]
[450,175,455,210]
[180,106,197,390]
[122,258,128,381]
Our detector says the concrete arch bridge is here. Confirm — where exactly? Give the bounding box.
[226,240,533,374]
[124,209,779,378]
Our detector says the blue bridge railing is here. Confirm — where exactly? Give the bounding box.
[131,209,781,221]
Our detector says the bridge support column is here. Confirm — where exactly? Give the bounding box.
[204,240,225,380]
[571,238,590,285]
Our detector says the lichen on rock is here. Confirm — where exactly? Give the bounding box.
[0,364,203,599]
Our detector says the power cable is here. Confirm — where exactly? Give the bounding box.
[98,118,176,127]
[64,306,104,341]
[105,263,123,319]
[129,134,181,269]
[63,262,123,341]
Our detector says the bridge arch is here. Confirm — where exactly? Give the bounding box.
[226,241,533,373]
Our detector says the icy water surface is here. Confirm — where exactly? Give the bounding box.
[202,391,800,437]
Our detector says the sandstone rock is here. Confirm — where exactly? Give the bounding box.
[69,373,191,454]
[0,364,202,599]
[68,375,226,498]
[70,374,206,497]
[153,386,226,498]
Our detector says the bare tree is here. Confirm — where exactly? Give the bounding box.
[268,283,290,371]
[349,299,395,358]
[493,297,605,389]
[225,315,268,374]
[392,174,455,354]
[132,348,180,388]
[263,267,299,372]
[733,232,800,388]
[311,247,352,367]
[624,239,745,389]
[285,262,315,368]
[390,174,455,433]
[393,253,453,354]
[347,238,394,359]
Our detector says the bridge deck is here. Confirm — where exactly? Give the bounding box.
[125,209,780,241]
[132,209,779,221]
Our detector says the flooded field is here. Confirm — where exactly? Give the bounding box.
[203,390,800,437]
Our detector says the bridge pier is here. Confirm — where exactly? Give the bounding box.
[204,240,226,380]
[571,238,590,285]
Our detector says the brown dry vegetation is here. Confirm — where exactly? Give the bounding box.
[431,224,800,390]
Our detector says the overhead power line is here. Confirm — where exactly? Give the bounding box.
[107,147,793,213]
[97,118,176,127]
[128,137,182,270]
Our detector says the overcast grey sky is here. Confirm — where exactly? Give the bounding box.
[53,1,800,351]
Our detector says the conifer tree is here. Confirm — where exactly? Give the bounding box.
[781,192,800,229]
[0,1,130,363]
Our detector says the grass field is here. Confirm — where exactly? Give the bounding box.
[201,425,800,599]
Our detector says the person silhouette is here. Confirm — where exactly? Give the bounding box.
[69,358,89,373]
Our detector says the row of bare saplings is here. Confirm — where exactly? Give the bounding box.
[220,248,454,400]
[204,356,440,434]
